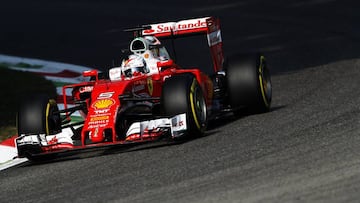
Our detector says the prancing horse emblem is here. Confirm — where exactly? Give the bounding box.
[147,77,153,96]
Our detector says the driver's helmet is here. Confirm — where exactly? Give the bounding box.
[121,54,149,77]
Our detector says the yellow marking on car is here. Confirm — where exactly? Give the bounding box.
[45,99,56,135]
[90,116,109,122]
[190,79,202,130]
[45,101,50,135]
[259,55,269,107]
[93,99,114,109]
[147,77,153,96]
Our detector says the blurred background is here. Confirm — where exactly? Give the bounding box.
[1,0,357,74]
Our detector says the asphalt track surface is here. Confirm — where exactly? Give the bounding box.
[1,0,360,202]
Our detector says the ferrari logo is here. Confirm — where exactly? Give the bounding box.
[147,77,153,96]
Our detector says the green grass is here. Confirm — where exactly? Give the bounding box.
[0,68,57,142]
[0,62,43,69]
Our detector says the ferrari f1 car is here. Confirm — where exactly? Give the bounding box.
[16,17,272,160]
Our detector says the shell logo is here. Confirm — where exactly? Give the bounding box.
[92,99,115,109]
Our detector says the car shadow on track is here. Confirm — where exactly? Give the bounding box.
[17,139,192,167]
[207,105,286,131]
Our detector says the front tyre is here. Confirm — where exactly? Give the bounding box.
[17,95,61,136]
[162,74,207,139]
[226,54,272,114]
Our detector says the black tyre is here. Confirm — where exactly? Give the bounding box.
[162,74,207,138]
[225,54,272,114]
[17,95,61,136]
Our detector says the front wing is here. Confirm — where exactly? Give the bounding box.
[16,113,187,159]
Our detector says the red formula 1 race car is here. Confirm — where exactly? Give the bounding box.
[16,17,272,160]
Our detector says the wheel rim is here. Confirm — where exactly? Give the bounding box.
[195,87,207,124]
[46,99,60,135]
[190,80,207,130]
[262,67,272,101]
[259,56,272,107]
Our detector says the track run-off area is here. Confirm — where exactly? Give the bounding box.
[1,0,359,202]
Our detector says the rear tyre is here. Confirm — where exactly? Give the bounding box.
[162,74,207,139]
[17,95,61,136]
[225,54,272,114]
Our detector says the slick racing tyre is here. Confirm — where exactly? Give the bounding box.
[17,95,61,136]
[162,73,207,139]
[225,54,272,114]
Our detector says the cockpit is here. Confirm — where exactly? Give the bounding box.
[109,36,171,81]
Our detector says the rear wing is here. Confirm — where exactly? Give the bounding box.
[142,17,224,72]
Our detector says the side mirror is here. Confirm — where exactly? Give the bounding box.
[83,70,98,81]
[157,60,174,70]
